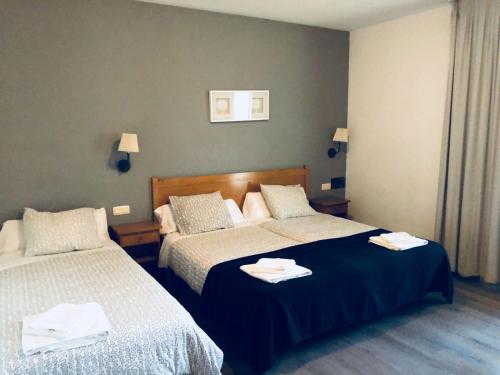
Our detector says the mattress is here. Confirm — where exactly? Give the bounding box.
[260,213,375,242]
[162,223,299,295]
[0,240,223,375]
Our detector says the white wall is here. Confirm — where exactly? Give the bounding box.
[346,5,452,239]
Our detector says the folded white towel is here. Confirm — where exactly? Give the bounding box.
[380,232,416,243]
[22,303,111,356]
[369,232,428,251]
[29,303,98,339]
[241,259,312,284]
[369,237,400,250]
[255,258,296,271]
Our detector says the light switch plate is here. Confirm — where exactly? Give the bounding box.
[321,183,331,191]
[113,205,130,216]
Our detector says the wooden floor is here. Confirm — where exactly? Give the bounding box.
[223,277,500,375]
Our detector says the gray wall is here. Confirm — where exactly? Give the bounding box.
[0,0,349,224]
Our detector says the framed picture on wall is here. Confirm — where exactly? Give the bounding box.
[209,90,269,123]
[209,91,234,122]
[250,90,269,120]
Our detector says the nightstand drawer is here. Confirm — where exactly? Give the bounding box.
[320,203,348,215]
[120,231,160,247]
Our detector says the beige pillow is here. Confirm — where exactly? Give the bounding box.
[260,184,317,219]
[170,192,234,235]
[23,208,103,256]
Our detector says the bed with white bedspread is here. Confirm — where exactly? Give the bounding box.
[0,240,223,375]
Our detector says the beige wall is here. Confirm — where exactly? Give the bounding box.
[346,5,452,239]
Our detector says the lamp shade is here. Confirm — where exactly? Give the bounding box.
[118,133,139,153]
[332,128,348,143]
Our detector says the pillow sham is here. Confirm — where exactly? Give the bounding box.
[242,192,272,220]
[24,208,103,257]
[169,192,233,235]
[0,208,109,255]
[260,184,317,219]
[155,199,245,234]
[0,209,107,255]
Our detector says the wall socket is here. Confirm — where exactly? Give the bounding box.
[113,205,130,216]
[321,182,332,191]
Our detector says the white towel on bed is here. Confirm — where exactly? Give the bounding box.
[240,258,311,283]
[22,303,111,356]
[369,232,428,251]
[255,258,296,270]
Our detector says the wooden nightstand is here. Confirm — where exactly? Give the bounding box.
[110,221,161,273]
[309,197,350,218]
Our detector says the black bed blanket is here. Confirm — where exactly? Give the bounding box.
[200,229,453,373]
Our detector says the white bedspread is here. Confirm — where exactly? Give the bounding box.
[0,241,223,375]
[165,225,300,295]
[158,218,275,268]
[0,242,116,271]
[260,214,375,243]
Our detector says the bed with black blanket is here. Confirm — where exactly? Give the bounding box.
[199,228,453,372]
[152,167,453,373]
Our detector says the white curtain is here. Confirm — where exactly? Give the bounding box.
[436,0,500,283]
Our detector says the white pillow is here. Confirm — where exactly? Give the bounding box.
[0,208,109,254]
[0,220,25,254]
[225,199,246,225]
[242,192,272,220]
[23,208,104,257]
[154,204,178,234]
[155,199,246,234]
[94,208,110,241]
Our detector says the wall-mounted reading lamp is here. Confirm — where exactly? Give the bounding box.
[328,128,348,158]
[117,133,139,173]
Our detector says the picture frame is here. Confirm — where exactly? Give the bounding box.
[209,90,269,123]
[250,90,269,120]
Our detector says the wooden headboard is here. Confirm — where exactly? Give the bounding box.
[151,166,309,210]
